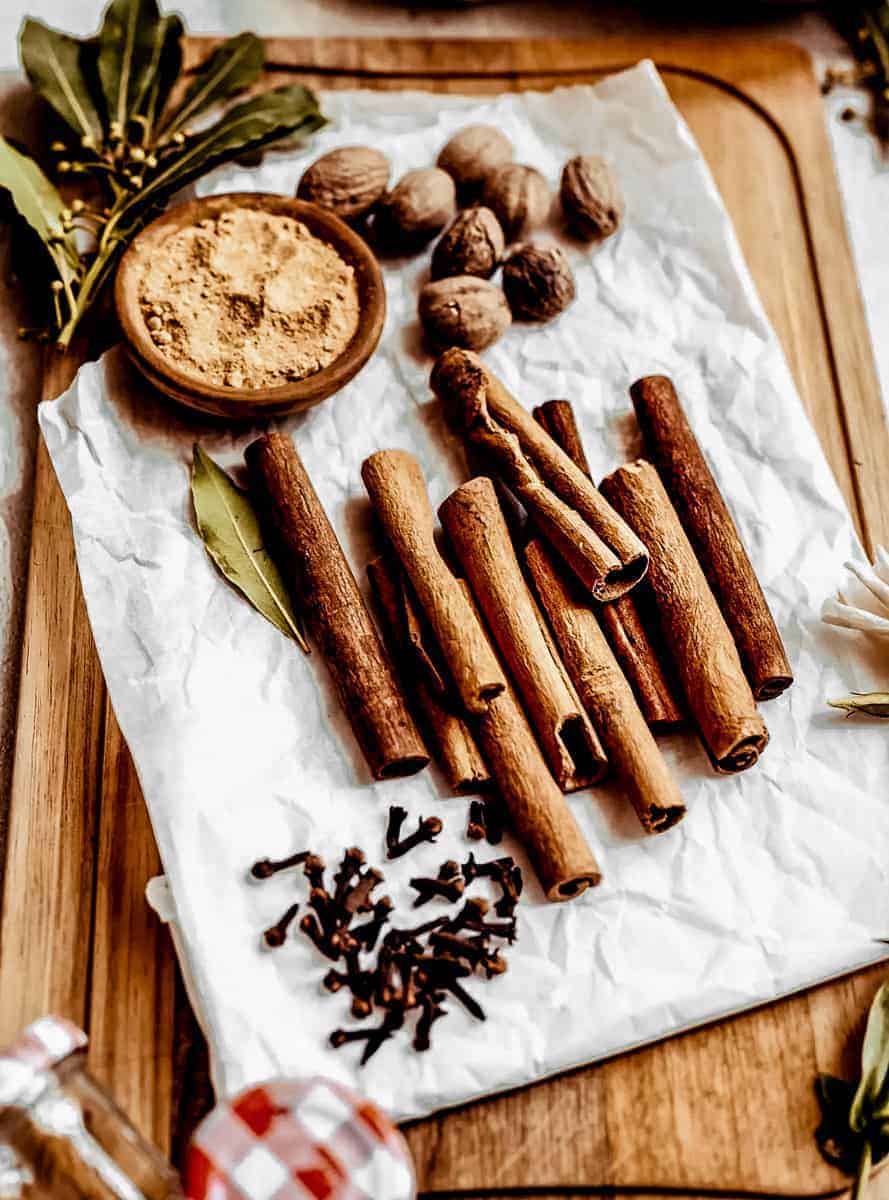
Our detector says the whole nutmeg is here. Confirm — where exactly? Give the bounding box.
[481,163,551,242]
[419,276,511,351]
[375,167,456,251]
[560,154,624,240]
[436,125,513,196]
[430,206,505,280]
[296,146,390,222]
[502,244,575,322]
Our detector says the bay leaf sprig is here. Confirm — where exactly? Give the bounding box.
[816,981,889,1200]
[2,0,325,348]
[191,445,308,652]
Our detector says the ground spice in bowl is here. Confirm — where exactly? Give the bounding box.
[137,206,361,390]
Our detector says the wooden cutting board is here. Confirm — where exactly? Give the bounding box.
[2,35,888,1198]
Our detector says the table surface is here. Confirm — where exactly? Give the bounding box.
[2,31,889,1198]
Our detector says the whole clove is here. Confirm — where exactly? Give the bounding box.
[333,847,366,903]
[480,948,507,978]
[343,868,383,915]
[303,854,326,891]
[461,852,516,885]
[464,916,516,943]
[330,1004,406,1064]
[350,896,394,951]
[309,886,339,936]
[385,805,408,853]
[466,800,486,841]
[494,864,524,918]
[414,991,447,1051]
[447,897,490,933]
[466,797,505,844]
[392,916,451,941]
[251,850,310,879]
[410,873,466,907]
[300,912,341,961]
[430,929,489,966]
[385,807,443,859]
[263,902,300,948]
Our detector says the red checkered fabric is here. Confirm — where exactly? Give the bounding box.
[184,1077,415,1200]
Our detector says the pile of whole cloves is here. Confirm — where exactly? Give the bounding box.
[250,806,520,1063]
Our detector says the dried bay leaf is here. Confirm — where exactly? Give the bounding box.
[191,445,308,652]
[98,0,166,132]
[159,32,264,136]
[134,12,183,129]
[0,137,78,281]
[19,19,103,143]
[828,693,889,718]
[851,982,889,1132]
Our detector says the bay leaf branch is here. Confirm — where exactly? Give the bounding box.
[191,445,308,652]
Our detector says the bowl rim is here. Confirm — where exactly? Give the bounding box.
[114,192,386,416]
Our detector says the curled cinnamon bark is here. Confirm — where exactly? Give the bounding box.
[440,477,607,792]
[367,553,491,796]
[458,583,602,900]
[430,349,648,600]
[525,537,686,834]
[245,433,429,781]
[361,449,505,714]
[600,460,768,774]
[533,399,683,733]
[630,376,792,701]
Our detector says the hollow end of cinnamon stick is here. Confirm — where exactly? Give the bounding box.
[712,729,770,775]
[558,714,609,790]
[754,676,795,703]
[598,554,649,600]
[550,869,602,901]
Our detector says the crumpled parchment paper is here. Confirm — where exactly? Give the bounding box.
[38,63,889,1121]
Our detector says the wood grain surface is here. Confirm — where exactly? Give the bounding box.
[1,36,888,1198]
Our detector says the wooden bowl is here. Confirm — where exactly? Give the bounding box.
[115,193,386,421]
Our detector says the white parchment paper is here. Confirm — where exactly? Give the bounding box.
[38,63,889,1121]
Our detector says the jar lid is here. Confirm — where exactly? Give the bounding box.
[184,1076,415,1200]
[0,1017,87,1107]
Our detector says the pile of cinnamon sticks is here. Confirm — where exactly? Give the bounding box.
[243,350,792,905]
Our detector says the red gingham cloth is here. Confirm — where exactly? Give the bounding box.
[184,1077,416,1200]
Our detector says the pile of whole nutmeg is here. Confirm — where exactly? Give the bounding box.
[296,125,624,354]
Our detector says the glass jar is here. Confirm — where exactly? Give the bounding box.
[0,1017,183,1200]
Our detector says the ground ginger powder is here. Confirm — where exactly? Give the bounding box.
[138,207,361,389]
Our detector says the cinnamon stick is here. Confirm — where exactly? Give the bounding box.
[440,477,607,792]
[599,459,768,774]
[525,537,686,834]
[245,433,429,781]
[459,583,602,900]
[367,553,491,796]
[430,349,648,601]
[533,399,683,732]
[361,449,506,715]
[630,375,793,701]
